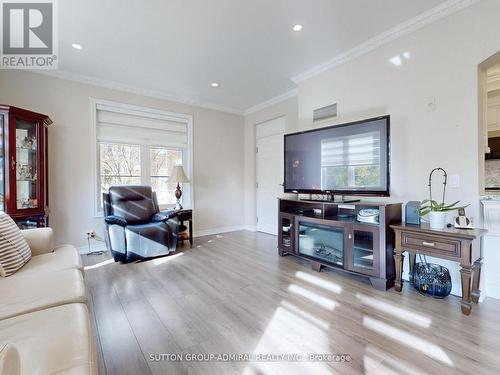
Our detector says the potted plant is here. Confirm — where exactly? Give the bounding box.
[419,200,468,229]
[418,168,468,229]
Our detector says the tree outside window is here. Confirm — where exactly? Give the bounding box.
[99,143,183,207]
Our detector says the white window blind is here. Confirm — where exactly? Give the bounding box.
[96,104,188,147]
[92,100,193,215]
[321,131,381,167]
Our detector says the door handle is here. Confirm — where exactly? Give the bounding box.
[422,241,435,247]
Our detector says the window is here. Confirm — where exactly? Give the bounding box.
[100,143,141,191]
[149,147,182,205]
[321,131,382,190]
[93,99,192,215]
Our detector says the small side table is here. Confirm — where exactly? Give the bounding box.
[177,209,193,247]
[391,223,487,315]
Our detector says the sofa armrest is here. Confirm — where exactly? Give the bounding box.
[20,228,54,256]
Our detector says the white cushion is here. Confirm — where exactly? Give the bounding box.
[0,304,97,375]
[0,213,31,277]
[20,228,54,256]
[0,269,87,321]
[0,344,20,375]
[11,245,82,280]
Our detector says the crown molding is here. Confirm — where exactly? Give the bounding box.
[25,0,481,116]
[28,70,244,116]
[243,89,298,116]
[291,0,482,84]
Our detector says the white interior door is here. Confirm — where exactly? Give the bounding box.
[256,116,285,235]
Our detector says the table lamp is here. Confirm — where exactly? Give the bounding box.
[170,165,190,209]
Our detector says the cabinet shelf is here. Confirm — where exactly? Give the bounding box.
[354,237,375,252]
[354,262,374,270]
[354,246,374,254]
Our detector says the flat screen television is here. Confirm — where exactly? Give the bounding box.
[284,115,390,196]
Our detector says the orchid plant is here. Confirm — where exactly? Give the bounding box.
[418,168,468,217]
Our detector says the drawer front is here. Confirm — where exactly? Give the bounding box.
[177,211,192,221]
[401,232,461,258]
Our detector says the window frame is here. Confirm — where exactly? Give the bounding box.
[146,144,185,208]
[98,141,143,192]
[91,99,193,217]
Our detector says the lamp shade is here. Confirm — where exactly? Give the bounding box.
[170,165,190,183]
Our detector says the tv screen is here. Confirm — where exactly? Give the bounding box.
[284,115,390,195]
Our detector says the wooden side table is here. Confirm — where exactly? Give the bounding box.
[391,223,487,315]
[177,209,193,247]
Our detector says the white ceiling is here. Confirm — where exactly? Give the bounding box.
[57,0,450,113]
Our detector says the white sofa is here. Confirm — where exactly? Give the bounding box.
[0,228,97,375]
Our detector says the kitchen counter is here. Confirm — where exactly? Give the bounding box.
[481,195,500,200]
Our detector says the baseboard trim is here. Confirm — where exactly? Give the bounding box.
[484,285,500,301]
[194,225,253,238]
[77,226,256,253]
[77,243,107,255]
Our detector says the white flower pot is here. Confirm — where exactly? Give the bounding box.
[429,211,446,229]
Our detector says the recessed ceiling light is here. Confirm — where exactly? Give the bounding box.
[389,55,402,66]
[211,82,219,87]
[292,24,303,32]
[71,43,83,50]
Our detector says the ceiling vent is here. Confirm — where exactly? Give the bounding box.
[313,103,338,122]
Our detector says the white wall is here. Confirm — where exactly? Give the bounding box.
[243,0,500,297]
[243,96,298,228]
[0,70,245,247]
[292,0,500,297]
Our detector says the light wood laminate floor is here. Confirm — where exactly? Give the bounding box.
[83,231,500,375]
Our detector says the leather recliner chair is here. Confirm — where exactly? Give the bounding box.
[102,185,179,262]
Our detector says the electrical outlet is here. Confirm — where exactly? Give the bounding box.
[86,230,96,239]
[449,174,460,188]
[426,99,436,112]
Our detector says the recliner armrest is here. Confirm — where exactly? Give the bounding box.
[21,228,54,256]
[152,210,177,222]
[104,215,128,226]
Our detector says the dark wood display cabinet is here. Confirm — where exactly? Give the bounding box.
[278,198,402,290]
[0,105,52,228]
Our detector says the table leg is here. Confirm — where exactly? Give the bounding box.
[471,258,482,304]
[189,219,193,247]
[408,252,416,284]
[460,263,473,315]
[312,261,324,272]
[394,247,404,292]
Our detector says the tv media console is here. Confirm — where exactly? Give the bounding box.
[278,198,402,290]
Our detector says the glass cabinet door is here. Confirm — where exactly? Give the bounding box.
[15,119,38,210]
[350,225,379,276]
[0,114,4,212]
[298,221,344,267]
[278,214,295,254]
